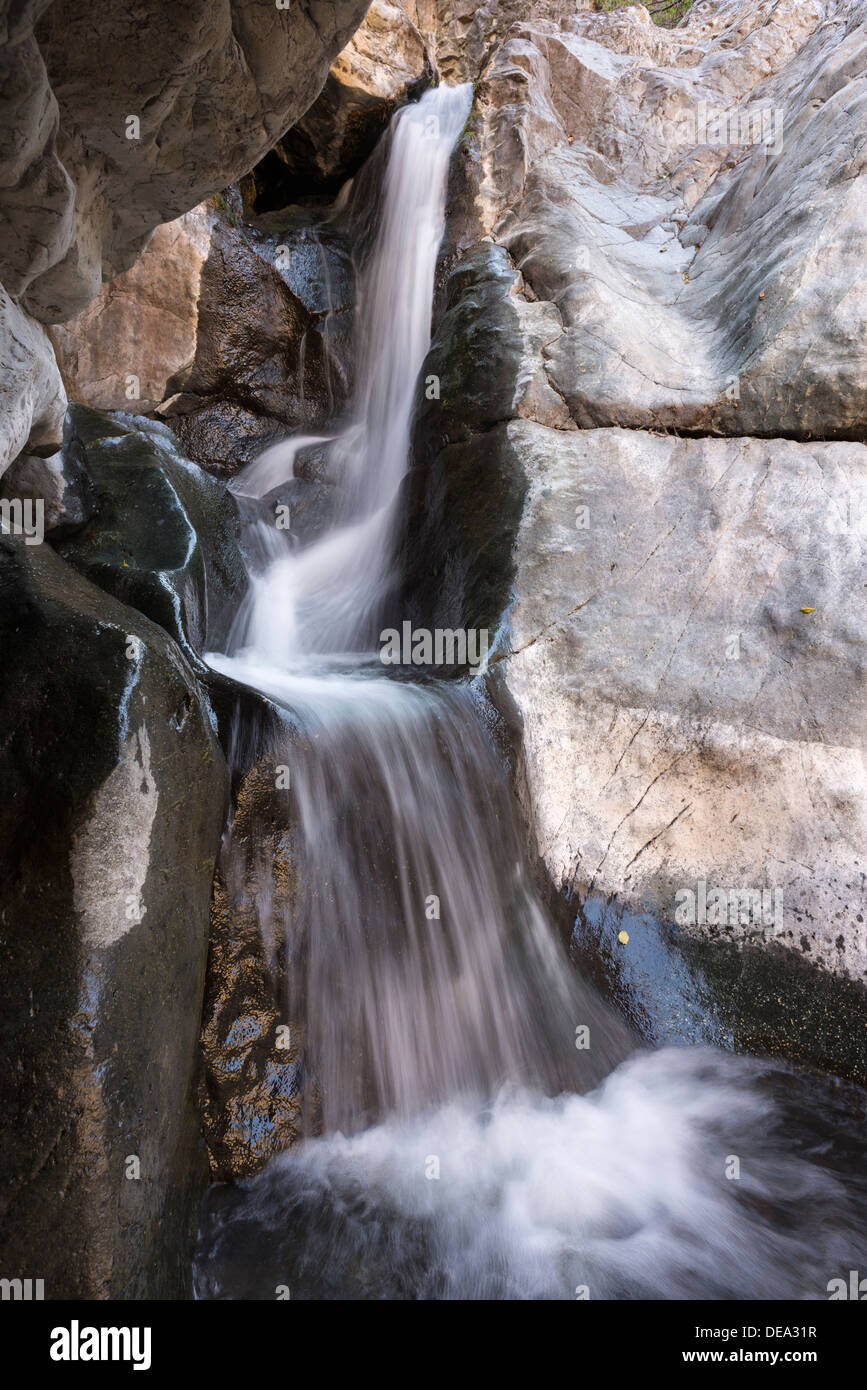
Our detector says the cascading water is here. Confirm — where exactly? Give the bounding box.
[222,82,475,663]
[196,84,867,1300]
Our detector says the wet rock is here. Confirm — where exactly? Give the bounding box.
[572,892,867,1085]
[0,537,228,1297]
[54,405,247,662]
[160,200,354,478]
[200,705,309,1180]
[251,0,433,207]
[0,421,93,539]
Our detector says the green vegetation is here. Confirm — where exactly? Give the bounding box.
[594,0,694,27]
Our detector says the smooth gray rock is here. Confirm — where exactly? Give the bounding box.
[398,0,867,1071]
[465,0,867,439]
[495,422,867,984]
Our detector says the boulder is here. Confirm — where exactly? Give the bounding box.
[0,537,228,1297]
[160,197,353,478]
[0,433,92,539]
[55,405,248,661]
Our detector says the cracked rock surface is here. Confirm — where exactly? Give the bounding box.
[402,0,867,1036]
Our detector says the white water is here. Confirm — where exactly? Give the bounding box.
[199,84,867,1300]
[223,82,473,664]
[196,1048,867,1300]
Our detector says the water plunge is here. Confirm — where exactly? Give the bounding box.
[197,84,867,1300]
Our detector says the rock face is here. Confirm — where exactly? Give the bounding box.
[0,536,227,1298]
[463,0,867,438]
[401,0,590,81]
[0,287,66,476]
[0,0,371,325]
[251,0,434,206]
[47,209,212,415]
[498,424,867,978]
[400,0,867,1071]
[161,196,354,479]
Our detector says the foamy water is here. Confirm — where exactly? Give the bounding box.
[196,1048,867,1299]
[198,81,867,1301]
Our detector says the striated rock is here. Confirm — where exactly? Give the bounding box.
[401,0,590,82]
[1,0,371,324]
[458,0,867,439]
[0,286,67,476]
[47,208,212,414]
[399,0,867,1072]
[0,537,227,1297]
[251,0,434,207]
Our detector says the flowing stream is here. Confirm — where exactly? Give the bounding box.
[196,84,867,1300]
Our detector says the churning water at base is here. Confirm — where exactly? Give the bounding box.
[197,84,867,1299]
[196,1050,867,1300]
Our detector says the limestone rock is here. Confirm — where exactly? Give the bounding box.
[459,0,867,438]
[47,208,212,414]
[400,0,591,82]
[0,286,67,476]
[253,0,434,205]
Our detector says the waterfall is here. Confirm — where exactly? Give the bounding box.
[207,82,627,1133]
[222,82,474,664]
[197,84,867,1300]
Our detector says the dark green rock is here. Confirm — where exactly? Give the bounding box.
[55,405,247,663]
[395,244,527,640]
